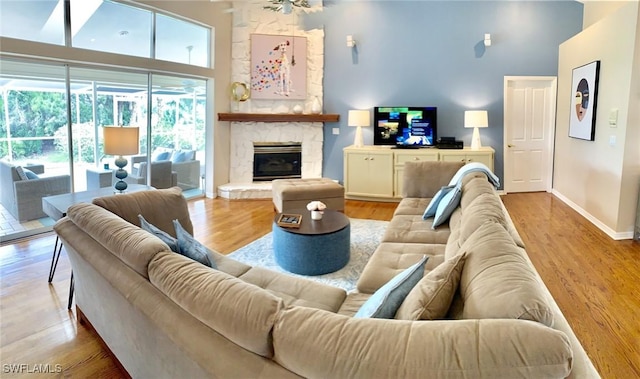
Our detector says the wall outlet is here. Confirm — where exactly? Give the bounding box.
[332,128,340,135]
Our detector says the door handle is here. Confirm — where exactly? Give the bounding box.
[508,144,515,148]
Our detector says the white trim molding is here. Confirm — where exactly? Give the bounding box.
[552,189,634,240]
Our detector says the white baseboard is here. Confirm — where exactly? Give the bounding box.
[551,189,634,240]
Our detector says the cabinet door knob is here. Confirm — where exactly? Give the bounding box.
[364,157,369,160]
[370,157,374,161]
[413,157,420,160]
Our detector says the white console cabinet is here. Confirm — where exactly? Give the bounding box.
[344,146,494,201]
[343,148,394,199]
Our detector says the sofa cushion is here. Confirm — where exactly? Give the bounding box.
[273,307,573,379]
[66,202,169,279]
[173,219,215,267]
[337,292,371,316]
[456,221,554,327]
[383,215,451,244]
[459,192,508,244]
[149,251,284,358]
[401,160,464,198]
[139,214,179,253]
[354,255,428,319]
[393,197,431,216]
[395,252,466,320]
[357,242,445,294]
[93,186,192,238]
[239,266,346,312]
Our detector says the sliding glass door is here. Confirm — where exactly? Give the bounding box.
[1,58,207,197]
[0,60,71,179]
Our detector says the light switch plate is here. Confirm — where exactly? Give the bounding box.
[609,108,618,127]
[332,128,340,135]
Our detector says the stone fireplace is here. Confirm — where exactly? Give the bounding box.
[253,142,302,181]
[217,121,323,199]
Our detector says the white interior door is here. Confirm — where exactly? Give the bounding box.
[503,77,557,193]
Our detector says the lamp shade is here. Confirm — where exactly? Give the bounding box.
[103,126,139,156]
[348,110,370,127]
[464,110,488,129]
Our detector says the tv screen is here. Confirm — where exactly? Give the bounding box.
[373,106,437,147]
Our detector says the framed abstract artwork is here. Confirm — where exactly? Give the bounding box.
[250,34,307,100]
[569,60,600,141]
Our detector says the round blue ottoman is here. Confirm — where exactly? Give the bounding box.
[273,210,350,275]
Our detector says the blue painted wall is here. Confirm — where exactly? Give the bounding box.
[307,1,583,187]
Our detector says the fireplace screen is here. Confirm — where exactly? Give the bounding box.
[253,142,302,181]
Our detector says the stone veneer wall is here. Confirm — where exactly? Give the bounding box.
[228,1,325,184]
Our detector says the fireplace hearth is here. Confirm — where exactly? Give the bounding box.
[253,142,302,181]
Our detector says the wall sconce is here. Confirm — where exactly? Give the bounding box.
[346,35,356,48]
[484,33,491,47]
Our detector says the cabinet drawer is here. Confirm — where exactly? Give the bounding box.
[394,151,439,165]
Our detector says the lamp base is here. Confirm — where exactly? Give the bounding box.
[113,156,129,193]
[353,126,364,148]
[471,127,482,150]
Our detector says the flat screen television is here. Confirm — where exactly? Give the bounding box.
[373,106,437,147]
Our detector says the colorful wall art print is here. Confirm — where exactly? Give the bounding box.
[250,34,307,100]
[569,60,600,141]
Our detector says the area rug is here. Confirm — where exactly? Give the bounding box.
[228,218,389,292]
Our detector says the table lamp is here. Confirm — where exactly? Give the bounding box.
[348,110,370,148]
[103,126,139,193]
[464,110,488,150]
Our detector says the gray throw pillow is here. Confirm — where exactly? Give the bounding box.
[138,214,179,253]
[14,166,28,181]
[173,219,215,268]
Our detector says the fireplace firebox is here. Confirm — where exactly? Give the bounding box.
[253,142,302,181]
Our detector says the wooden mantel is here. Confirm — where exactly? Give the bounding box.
[217,113,340,123]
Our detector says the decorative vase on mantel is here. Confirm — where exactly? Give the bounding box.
[310,96,322,114]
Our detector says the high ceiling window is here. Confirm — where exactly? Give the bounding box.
[0,0,211,68]
[70,0,152,58]
[0,0,64,45]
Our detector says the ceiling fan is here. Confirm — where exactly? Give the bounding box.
[263,0,310,13]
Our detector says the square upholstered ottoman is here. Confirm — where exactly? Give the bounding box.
[272,178,345,213]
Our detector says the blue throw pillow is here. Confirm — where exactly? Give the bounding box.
[138,214,179,253]
[354,255,429,319]
[173,219,216,268]
[23,168,39,179]
[152,150,171,162]
[432,184,462,228]
[171,150,191,163]
[423,185,456,220]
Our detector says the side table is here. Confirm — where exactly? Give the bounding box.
[86,167,114,190]
[272,209,350,275]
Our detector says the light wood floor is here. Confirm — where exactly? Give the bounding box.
[0,193,638,378]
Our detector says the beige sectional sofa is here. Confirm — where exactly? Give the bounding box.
[54,163,599,378]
